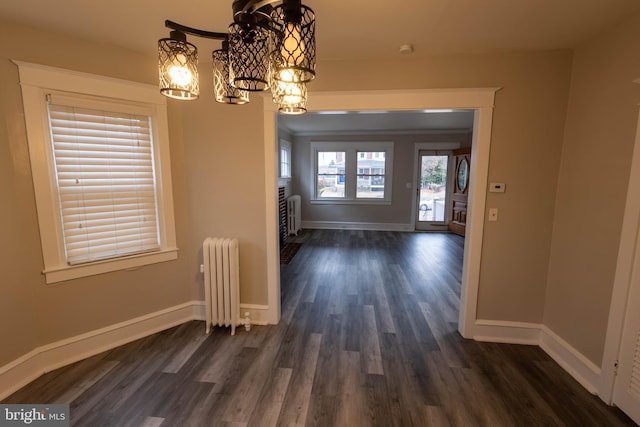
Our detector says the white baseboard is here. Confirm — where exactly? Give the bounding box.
[539,326,600,394]
[0,301,202,401]
[474,320,600,395]
[239,304,271,326]
[0,306,601,403]
[301,221,413,232]
[193,301,271,327]
[0,300,275,400]
[474,319,542,345]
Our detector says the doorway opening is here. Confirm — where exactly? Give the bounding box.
[263,88,499,338]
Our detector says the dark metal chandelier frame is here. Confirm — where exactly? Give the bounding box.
[158,0,316,114]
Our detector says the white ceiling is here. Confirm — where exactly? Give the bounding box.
[1,0,638,61]
[279,110,475,134]
[2,0,637,133]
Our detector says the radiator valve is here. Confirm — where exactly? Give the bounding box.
[243,312,252,332]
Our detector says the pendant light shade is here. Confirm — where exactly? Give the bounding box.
[272,80,307,114]
[228,24,271,92]
[158,31,199,100]
[159,0,316,113]
[271,0,315,84]
[213,44,250,105]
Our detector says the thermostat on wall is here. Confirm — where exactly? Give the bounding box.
[489,182,506,193]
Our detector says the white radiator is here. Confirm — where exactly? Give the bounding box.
[203,237,240,335]
[287,195,302,236]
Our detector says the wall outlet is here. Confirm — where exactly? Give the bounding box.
[489,182,506,193]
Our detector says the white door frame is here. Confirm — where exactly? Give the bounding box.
[262,88,499,338]
[600,86,640,403]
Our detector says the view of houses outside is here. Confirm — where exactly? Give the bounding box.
[357,152,385,198]
[317,151,386,198]
[419,155,448,221]
[317,151,345,197]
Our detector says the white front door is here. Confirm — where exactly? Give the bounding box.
[612,236,640,424]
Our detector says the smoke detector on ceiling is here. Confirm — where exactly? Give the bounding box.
[399,44,414,54]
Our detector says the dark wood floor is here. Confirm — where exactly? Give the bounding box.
[4,229,637,426]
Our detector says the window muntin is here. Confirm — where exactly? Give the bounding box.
[311,142,393,204]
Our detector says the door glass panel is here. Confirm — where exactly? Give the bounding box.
[418,155,448,222]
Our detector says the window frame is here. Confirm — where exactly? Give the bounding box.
[279,139,292,179]
[15,61,178,284]
[310,141,394,205]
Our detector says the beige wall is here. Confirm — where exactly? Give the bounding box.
[179,65,269,305]
[0,16,277,369]
[312,52,573,322]
[292,132,470,225]
[1,12,595,374]
[545,12,640,366]
[0,18,195,366]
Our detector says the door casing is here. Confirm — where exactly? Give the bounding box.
[263,88,499,338]
[601,99,640,410]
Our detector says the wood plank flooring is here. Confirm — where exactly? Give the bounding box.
[4,229,637,426]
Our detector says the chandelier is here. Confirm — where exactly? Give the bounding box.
[158,0,316,114]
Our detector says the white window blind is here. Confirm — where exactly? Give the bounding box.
[46,94,160,265]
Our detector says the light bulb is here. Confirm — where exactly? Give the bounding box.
[282,22,305,66]
[278,68,298,83]
[167,53,193,88]
[274,80,304,105]
[281,84,302,104]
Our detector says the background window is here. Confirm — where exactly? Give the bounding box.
[356,151,386,199]
[316,151,346,198]
[280,139,292,178]
[311,142,393,204]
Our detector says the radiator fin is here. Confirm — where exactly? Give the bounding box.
[203,237,240,335]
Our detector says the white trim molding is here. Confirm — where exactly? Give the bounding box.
[301,221,413,232]
[264,100,281,325]
[0,301,203,401]
[239,304,271,326]
[474,319,542,345]
[0,299,273,400]
[263,87,499,332]
[13,60,178,284]
[192,300,270,326]
[474,320,601,395]
[540,326,601,395]
[601,99,640,404]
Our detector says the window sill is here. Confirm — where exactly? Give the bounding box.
[43,248,179,284]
